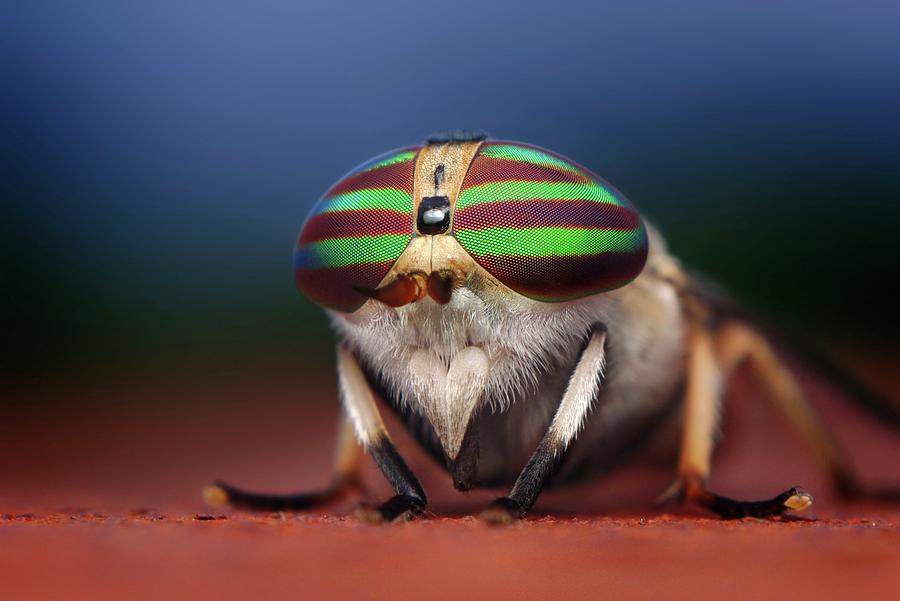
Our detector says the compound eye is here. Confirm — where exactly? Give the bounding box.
[294,147,419,312]
[453,142,648,301]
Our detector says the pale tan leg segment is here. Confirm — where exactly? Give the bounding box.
[678,321,722,490]
[662,321,813,518]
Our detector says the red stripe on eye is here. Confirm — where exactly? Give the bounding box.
[453,199,639,232]
[299,209,411,245]
[471,251,648,301]
[325,160,415,198]
[294,260,395,312]
[460,156,591,188]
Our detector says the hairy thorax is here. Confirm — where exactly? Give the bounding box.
[327,226,687,481]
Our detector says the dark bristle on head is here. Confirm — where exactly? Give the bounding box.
[426,129,488,145]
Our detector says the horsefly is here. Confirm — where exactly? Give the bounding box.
[205,131,898,523]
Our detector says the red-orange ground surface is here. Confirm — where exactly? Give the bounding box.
[2,359,899,600]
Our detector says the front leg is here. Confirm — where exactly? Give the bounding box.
[337,346,427,522]
[482,325,607,524]
[207,346,426,522]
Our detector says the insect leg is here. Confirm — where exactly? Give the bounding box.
[717,321,899,502]
[666,321,813,519]
[205,346,426,520]
[481,325,607,523]
[204,413,363,511]
[336,345,428,522]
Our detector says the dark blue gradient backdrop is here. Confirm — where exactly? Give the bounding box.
[5,1,900,383]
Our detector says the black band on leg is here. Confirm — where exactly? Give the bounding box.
[359,435,427,521]
[208,480,345,512]
[368,436,426,502]
[509,438,561,512]
[486,437,563,520]
[695,487,812,519]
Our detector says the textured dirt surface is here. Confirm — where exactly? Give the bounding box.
[2,361,899,600]
[3,512,899,601]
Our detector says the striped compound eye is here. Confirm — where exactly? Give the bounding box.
[294,147,420,312]
[453,142,648,302]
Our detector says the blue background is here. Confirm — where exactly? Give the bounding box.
[5,1,900,384]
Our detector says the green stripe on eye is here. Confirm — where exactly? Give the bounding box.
[456,181,623,211]
[455,226,644,258]
[362,150,417,172]
[299,233,411,268]
[479,144,581,175]
[319,188,413,213]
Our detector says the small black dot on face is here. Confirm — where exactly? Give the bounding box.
[434,164,445,189]
[418,195,451,235]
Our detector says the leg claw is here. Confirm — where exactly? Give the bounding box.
[355,494,424,524]
[203,484,229,509]
[480,497,524,525]
[782,488,814,512]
